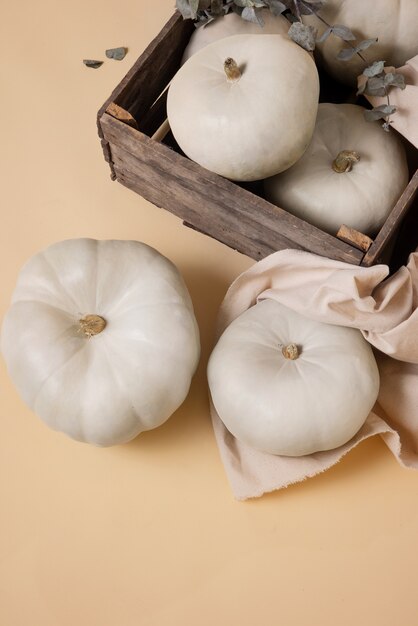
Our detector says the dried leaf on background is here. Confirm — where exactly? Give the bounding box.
[83,59,103,69]
[105,47,127,61]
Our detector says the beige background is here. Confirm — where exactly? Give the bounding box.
[1,1,418,624]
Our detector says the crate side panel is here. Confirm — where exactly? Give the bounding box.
[361,169,418,267]
[111,148,301,260]
[116,168,283,259]
[101,114,363,265]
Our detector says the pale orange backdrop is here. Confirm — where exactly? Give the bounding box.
[1,2,418,625]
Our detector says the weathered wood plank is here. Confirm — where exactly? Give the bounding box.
[101,113,363,264]
[111,148,302,259]
[117,168,287,259]
[361,169,418,266]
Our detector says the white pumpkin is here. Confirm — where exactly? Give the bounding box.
[208,299,380,456]
[264,103,409,236]
[167,34,319,181]
[181,10,290,64]
[1,239,200,446]
[304,0,418,84]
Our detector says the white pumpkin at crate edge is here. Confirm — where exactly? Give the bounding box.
[181,10,290,63]
[264,103,409,237]
[208,300,380,457]
[167,34,319,181]
[304,0,418,85]
[1,239,200,446]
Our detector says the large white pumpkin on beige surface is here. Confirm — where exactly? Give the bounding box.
[264,103,409,236]
[1,239,200,446]
[208,299,380,456]
[167,34,319,181]
[181,10,290,63]
[304,0,418,84]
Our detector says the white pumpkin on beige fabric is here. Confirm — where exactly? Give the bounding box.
[264,103,409,236]
[304,0,418,85]
[208,299,380,457]
[168,34,319,181]
[181,10,290,64]
[1,239,200,446]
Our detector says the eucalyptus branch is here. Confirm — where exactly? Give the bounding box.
[357,61,405,131]
[293,0,302,22]
[299,0,367,62]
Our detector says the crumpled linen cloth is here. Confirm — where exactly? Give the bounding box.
[210,248,418,500]
[361,55,418,149]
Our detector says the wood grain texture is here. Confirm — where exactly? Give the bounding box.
[361,169,418,267]
[100,113,364,264]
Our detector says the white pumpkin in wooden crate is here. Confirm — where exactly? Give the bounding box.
[304,0,418,85]
[264,103,409,237]
[181,9,290,63]
[1,239,200,446]
[167,34,319,181]
[208,299,380,456]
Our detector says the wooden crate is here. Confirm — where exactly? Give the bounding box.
[97,11,418,267]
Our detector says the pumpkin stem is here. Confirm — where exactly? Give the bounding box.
[332,150,360,173]
[79,314,107,338]
[281,343,299,360]
[224,58,241,83]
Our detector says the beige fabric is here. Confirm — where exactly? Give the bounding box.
[210,249,418,500]
[361,55,418,149]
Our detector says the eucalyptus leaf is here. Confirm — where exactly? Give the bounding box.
[336,47,356,61]
[363,75,387,96]
[317,27,332,43]
[297,0,324,15]
[356,37,378,52]
[384,72,406,90]
[176,0,194,18]
[288,22,317,51]
[105,47,126,61]
[363,60,385,77]
[268,0,287,15]
[330,24,355,41]
[364,104,397,122]
[189,0,200,17]
[234,0,254,6]
[318,24,355,43]
[241,5,264,24]
[83,59,103,69]
[337,37,377,61]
